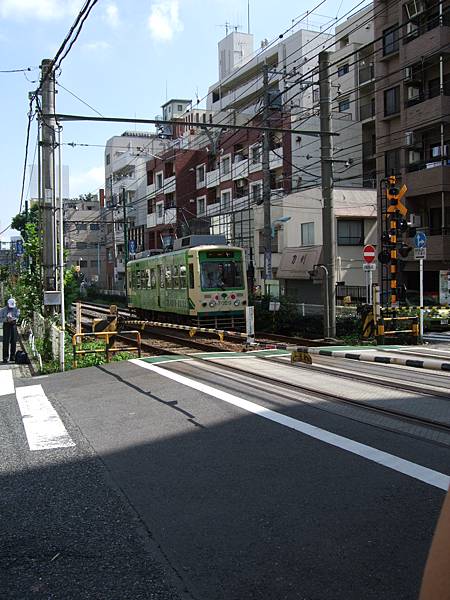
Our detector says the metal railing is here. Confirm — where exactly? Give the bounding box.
[358,65,374,84]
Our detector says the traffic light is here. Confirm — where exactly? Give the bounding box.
[398,242,412,258]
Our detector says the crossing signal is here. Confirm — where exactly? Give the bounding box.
[386,177,407,216]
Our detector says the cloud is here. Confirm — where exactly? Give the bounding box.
[148,0,183,42]
[82,41,111,51]
[0,0,79,20]
[71,166,104,195]
[104,3,119,28]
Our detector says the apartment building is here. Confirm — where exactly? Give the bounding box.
[374,0,450,299]
[104,131,166,290]
[63,193,105,285]
[291,6,375,190]
[145,104,292,266]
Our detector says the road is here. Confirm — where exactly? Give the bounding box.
[1,352,449,599]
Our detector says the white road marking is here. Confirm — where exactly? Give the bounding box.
[131,359,450,492]
[15,385,75,451]
[0,369,15,396]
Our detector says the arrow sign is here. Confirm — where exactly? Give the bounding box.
[363,244,376,264]
[414,231,427,249]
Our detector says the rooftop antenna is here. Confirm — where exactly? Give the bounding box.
[247,0,250,34]
[216,21,231,36]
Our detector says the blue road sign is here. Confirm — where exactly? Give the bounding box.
[15,239,24,256]
[414,231,427,249]
[128,239,137,254]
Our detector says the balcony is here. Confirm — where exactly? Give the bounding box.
[233,195,250,211]
[147,183,156,198]
[249,159,262,174]
[402,22,450,64]
[405,161,450,195]
[207,202,221,216]
[207,168,220,188]
[232,157,249,180]
[358,65,374,86]
[147,213,156,228]
[360,102,375,122]
[164,175,176,194]
[405,93,450,130]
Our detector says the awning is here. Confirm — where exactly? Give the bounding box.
[277,246,323,279]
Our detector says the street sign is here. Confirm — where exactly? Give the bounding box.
[363,263,376,271]
[15,239,24,256]
[414,247,426,260]
[363,244,376,264]
[414,231,427,249]
[129,239,137,254]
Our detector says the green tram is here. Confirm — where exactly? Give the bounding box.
[127,238,248,329]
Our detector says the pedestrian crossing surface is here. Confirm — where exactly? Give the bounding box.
[0,366,75,451]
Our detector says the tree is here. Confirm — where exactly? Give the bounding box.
[11,204,39,237]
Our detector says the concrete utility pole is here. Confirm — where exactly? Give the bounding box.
[122,187,129,300]
[40,59,57,294]
[262,63,272,285]
[319,51,336,338]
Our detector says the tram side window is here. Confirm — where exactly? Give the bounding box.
[136,270,141,289]
[172,265,179,289]
[165,266,172,288]
[159,265,165,288]
[188,264,195,289]
[180,265,187,289]
[150,268,156,289]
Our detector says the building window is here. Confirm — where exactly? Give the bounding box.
[337,220,364,245]
[250,182,262,203]
[338,64,349,77]
[313,88,320,104]
[106,154,110,165]
[77,223,87,231]
[221,156,231,174]
[251,145,261,164]
[383,25,399,56]
[165,193,175,208]
[90,223,100,230]
[338,98,350,112]
[79,259,88,268]
[384,86,400,116]
[430,143,449,159]
[196,164,205,185]
[196,197,206,215]
[156,202,164,218]
[385,148,401,175]
[301,222,315,246]
[147,170,154,186]
[156,172,163,190]
[221,190,231,211]
[177,104,183,111]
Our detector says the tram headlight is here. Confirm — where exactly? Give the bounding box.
[234,300,240,306]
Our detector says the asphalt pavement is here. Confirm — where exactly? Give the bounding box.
[1,355,449,600]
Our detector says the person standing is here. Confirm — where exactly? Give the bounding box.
[0,298,20,363]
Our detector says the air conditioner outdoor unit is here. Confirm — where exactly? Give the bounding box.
[408,150,421,164]
[408,86,421,100]
[404,66,413,82]
[409,214,422,227]
[406,21,419,38]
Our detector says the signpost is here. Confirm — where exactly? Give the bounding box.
[15,239,24,257]
[363,244,376,304]
[414,232,427,339]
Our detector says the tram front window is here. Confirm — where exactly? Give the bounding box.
[200,261,243,290]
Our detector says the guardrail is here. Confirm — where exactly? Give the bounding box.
[72,330,141,368]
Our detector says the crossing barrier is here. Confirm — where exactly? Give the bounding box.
[72,330,141,368]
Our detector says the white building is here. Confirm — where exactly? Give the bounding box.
[253,187,377,302]
[103,131,167,290]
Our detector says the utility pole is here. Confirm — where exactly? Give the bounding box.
[262,63,272,287]
[319,51,336,339]
[39,59,57,297]
[122,187,129,300]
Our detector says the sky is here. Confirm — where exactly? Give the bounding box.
[0,0,370,240]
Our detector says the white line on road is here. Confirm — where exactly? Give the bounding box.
[131,359,450,492]
[0,369,15,396]
[15,385,75,451]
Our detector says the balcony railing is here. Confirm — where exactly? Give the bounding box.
[405,84,450,108]
[403,10,450,44]
[406,158,450,173]
[358,65,374,85]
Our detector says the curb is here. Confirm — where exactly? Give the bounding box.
[295,346,450,372]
